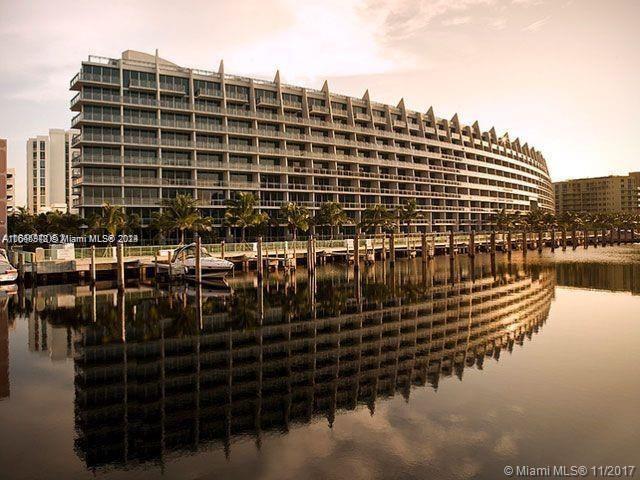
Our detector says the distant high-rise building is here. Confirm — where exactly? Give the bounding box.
[26,129,78,214]
[70,51,554,235]
[6,168,15,215]
[0,139,7,242]
[554,172,640,216]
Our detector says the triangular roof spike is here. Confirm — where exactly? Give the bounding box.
[274,70,280,84]
[489,127,497,139]
[397,98,406,109]
[218,59,225,74]
[472,120,481,134]
[513,137,521,148]
[451,113,460,124]
[362,89,370,101]
[500,132,510,143]
[426,106,435,117]
[321,80,329,93]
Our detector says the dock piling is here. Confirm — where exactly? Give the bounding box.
[354,233,360,271]
[90,245,96,284]
[195,235,202,284]
[116,242,125,290]
[389,233,396,266]
[421,232,428,264]
[257,236,264,280]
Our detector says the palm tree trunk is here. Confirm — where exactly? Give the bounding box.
[241,226,246,243]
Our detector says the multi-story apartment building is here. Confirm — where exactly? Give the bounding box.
[6,168,15,215]
[0,139,7,241]
[26,129,78,214]
[554,172,640,216]
[70,50,554,236]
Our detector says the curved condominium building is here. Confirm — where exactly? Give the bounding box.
[70,50,554,234]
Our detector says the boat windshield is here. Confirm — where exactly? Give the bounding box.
[172,244,213,262]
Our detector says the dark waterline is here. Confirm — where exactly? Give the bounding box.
[0,247,639,479]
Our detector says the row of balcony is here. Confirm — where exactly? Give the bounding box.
[73,156,466,186]
[72,113,439,156]
[70,91,544,172]
[75,176,532,202]
[71,134,546,190]
[72,152,541,195]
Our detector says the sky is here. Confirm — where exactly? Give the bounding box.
[0,0,638,207]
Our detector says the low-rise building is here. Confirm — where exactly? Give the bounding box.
[554,172,640,216]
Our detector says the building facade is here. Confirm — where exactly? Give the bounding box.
[70,50,554,235]
[0,139,7,242]
[26,129,78,214]
[554,172,640,216]
[6,168,15,216]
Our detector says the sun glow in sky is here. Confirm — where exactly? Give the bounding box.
[1,0,638,205]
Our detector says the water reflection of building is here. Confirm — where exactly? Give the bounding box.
[0,297,10,399]
[72,263,555,469]
[555,262,640,295]
[27,289,77,362]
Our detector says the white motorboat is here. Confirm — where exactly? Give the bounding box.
[171,243,234,279]
[0,249,18,284]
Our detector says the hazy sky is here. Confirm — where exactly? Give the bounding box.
[1,0,638,206]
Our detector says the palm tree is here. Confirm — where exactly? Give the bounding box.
[88,202,128,239]
[314,201,347,239]
[158,194,211,244]
[7,207,36,235]
[279,202,310,241]
[359,205,395,234]
[491,208,512,232]
[224,192,263,242]
[396,199,422,233]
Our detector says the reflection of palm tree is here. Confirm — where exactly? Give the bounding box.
[227,287,259,330]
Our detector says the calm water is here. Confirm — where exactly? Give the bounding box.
[0,247,639,480]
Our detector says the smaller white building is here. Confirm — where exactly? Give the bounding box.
[26,129,78,214]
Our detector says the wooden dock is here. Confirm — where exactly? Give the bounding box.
[9,229,639,287]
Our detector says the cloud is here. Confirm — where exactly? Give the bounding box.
[523,15,551,31]
[442,16,472,26]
